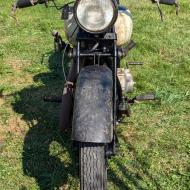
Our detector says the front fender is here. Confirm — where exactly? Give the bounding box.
[72,65,113,143]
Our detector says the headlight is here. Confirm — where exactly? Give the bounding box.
[75,0,118,33]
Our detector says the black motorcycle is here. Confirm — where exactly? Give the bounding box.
[13,0,179,189]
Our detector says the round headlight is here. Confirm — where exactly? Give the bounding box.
[75,0,118,33]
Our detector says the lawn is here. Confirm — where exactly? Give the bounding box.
[0,0,189,189]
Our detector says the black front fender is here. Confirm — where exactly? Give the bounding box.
[72,65,113,143]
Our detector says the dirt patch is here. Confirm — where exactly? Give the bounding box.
[0,123,6,142]
[0,37,9,44]
[0,136,5,144]
[2,58,34,87]
[0,114,28,143]
[0,135,5,142]
[1,73,33,88]
[6,58,30,71]
[7,116,27,136]
[0,97,5,106]
[0,133,5,143]
[121,126,137,140]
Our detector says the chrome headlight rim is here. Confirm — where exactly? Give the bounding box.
[74,0,118,34]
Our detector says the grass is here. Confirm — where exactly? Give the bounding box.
[0,0,189,189]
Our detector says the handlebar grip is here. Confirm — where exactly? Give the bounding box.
[159,0,177,5]
[15,0,37,8]
[152,0,177,5]
[15,0,47,9]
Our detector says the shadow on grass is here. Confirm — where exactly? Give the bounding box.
[12,52,78,189]
[12,51,160,190]
[108,132,162,190]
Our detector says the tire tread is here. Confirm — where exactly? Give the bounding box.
[80,143,106,190]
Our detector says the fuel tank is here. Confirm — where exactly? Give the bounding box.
[64,5,133,46]
[115,6,133,46]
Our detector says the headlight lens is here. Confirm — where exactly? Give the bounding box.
[75,0,117,33]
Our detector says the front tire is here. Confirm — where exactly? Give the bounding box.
[79,143,107,190]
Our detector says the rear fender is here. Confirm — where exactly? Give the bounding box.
[72,65,113,143]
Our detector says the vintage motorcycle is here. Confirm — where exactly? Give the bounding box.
[13,0,179,189]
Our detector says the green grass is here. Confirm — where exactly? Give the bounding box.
[0,0,190,189]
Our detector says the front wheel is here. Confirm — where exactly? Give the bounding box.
[79,143,107,190]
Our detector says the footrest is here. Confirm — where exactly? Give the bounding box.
[136,93,156,101]
[128,93,156,104]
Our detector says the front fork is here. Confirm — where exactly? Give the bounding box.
[105,41,122,158]
[51,31,155,158]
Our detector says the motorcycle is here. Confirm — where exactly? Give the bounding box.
[13,0,179,189]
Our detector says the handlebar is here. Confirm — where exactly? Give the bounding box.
[13,0,179,22]
[158,0,177,5]
[14,0,179,9]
